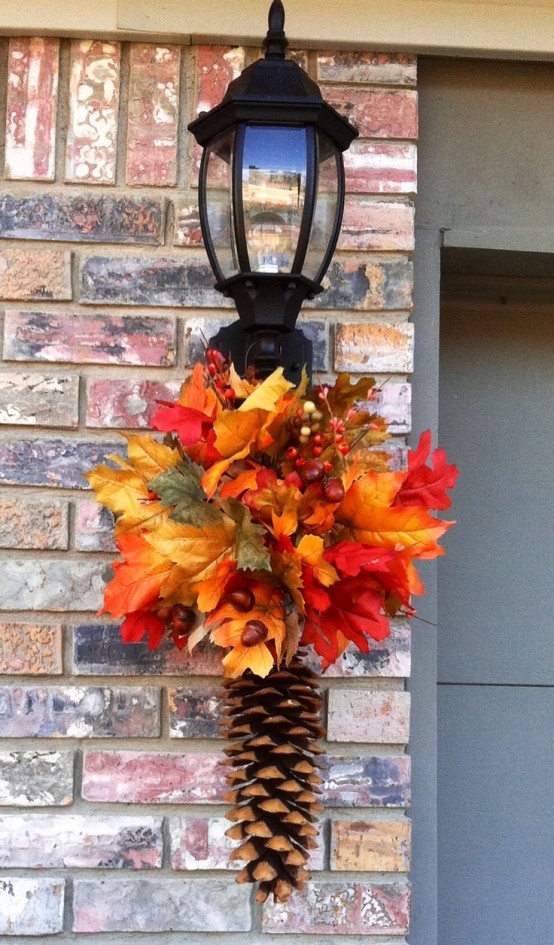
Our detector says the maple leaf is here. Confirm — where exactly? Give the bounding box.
[298,483,339,534]
[394,430,458,510]
[152,402,215,446]
[120,609,166,651]
[202,408,273,498]
[207,582,286,678]
[237,367,293,413]
[314,373,376,414]
[242,468,301,536]
[220,466,260,499]
[145,516,236,583]
[102,533,173,617]
[177,361,220,415]
[122,433,180,481]
[150,461,223,528]
[296,534,339,587]
[194,560,237,613]
[222,497,271,572]
[86,463,167,534]
[302,575,391,667]
[336,472,453,557]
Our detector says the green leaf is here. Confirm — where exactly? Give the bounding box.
[223,498,271,572]
[150,461,222,528]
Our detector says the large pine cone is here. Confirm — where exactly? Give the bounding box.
[221,654,325,903]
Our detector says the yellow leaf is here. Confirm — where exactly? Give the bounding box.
[237,367,293,413]
[145,516,237,583]
[296,535,339,587]
[223,642,275,678]
[122,433,180,480]
[228,364,257,400]
[85,464,167,534]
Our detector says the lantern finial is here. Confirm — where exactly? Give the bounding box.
[264,0,288,59]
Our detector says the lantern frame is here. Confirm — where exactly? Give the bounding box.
[188,0,358,380]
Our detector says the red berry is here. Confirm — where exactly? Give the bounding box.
[286,446,298,459]
[323,461,333,473]
[300,459,325,484]
[312,445,323,457]
[295,457,305,468]
[224,386,235,400]
[241,620,268,647]
[322,478,345,503]
[208,363,217,376]
[338,443,350,455]
[313,433,323,445]
[228,589,255,612]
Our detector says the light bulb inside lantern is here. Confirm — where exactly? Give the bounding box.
[246,210,288,273]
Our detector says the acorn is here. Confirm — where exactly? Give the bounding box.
[228,589,255,613]
[322,478,345,503]
[170,604,196,636]
[300,459,325,485]
[241,620,269,647]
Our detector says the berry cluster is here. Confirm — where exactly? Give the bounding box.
[206,346,235,403]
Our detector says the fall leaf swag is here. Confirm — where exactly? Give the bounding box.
[86,350,458,901]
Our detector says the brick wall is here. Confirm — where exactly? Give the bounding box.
[0,37,416,941]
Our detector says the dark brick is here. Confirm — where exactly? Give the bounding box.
[321,755,411,807]
[0,438,119,488]
[168,687,222,738]
[4,310,176,366]
[0,194,163,244]
[81,256,230,308]
[72,624,221,676]
[308,257,413,311]
[0,686,160,737]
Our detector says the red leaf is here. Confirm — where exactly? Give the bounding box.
[325,541,396,577]
[152,402,214,446]
[395,430,458,510]
[120,610,166,651]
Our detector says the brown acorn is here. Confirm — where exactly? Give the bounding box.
[170,604,196,635]
[241,620,268,647]
[228,589,255,613]
[322,477,345,503]
[300,459,325,485]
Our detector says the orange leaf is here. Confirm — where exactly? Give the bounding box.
[194,560,237,612]
[145,516,236,583]
[202,408,272,498]
[102,533,173,617]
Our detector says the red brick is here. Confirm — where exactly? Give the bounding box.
[0,373,79,427]
[170,814,324,871]
[327,690,411,744]
[0,686,160,737]
[86,377,180,428]
[338,198,414,251]
[73,877,251,932]
[5,38,59,181]
[345,140,417,194]
[174,199,203,246]
[318,51,416,86]
[195,46,245,113]
[126,44,181,186]
[4,310,176,366]
[335,321,414,373]
[263,880,410,934]
[0,878,65,936]
[0,622,63,675]
[66,41,121,183]
[0,813,162,868]
[0,750,73,806]
[0,497,68,549]
[331,818,411,871]
[328,87,418,139]
[0,248,71,300]
[82,750,226,803]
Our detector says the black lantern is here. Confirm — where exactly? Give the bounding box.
[188,0,358,382]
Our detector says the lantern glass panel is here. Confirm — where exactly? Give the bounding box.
[204,129,239,281]
[303,129,341,282]
[242,125,308,273]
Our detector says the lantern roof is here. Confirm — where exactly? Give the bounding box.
[188,1,358,151]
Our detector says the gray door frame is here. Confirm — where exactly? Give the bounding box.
[408,224,442,945]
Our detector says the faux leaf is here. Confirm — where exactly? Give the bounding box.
[223,497,271,572]
[102,533,173,617]
[150,461,222,527]
[85,463,166,534]
[237,367,293,413]
[202,408,273,498]
[145,516,236,583]
[122,433,180,481]
[315,373,376,413]
[120,609,166,651]
[395,430,459,510]
[152,402,215,446]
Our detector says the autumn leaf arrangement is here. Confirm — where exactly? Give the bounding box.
[87,347,457,903]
